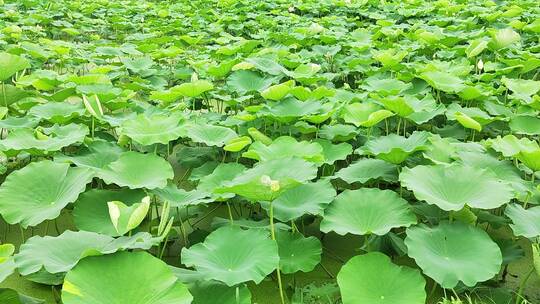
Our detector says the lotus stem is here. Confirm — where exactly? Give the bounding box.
[269,201,287,304]
[516,268,535,304]
[227,202,234,225]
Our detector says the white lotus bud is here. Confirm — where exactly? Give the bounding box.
[260,175,272,186]
[477,59,484,71]
[191,73,199,82]
[288,6,295,12]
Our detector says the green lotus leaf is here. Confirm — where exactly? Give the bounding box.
[0,116,39,129]
[457,151,529,197]
[0,124,88,155]
[0,288,44,304]
[121,113,184,146]
[465,39,488,58]
[74,189,146,236]
[337,252,426,304]
[489,135,538,157]
[361,77,411,96]
[226,70,272,94]
[334,158,398,184]
[359,131,431,164]
[505,204,540,238]
[189,281,251,304]
[76,84,122,103]
[151,184,211,208]
[28,102,85,124]
[321,188,416,236]
[501,77,540,101]
[181,226,279,286]
[372,95,414,117]
[62,251,192,304]
[96,152,174,189]
[242,136,324,164]
[186,123,237,147]
[0,244,15,283]
[172,80,214,98]
[0,52,30,82]
[318,124,358,142]
[215,157,317,201]
[420,71,465,93]
[56,140,124,171]
[313,139,352,164]
[399,163,514,211]
[122,57,155,74]
[223,136,252,152]
[260,180,336,222]
[259,98,323,120]
[0,161,93,228]
[405,222,502,288]
[509,115,540,135]
[276,231,321,274]
[0,85,29,106]
[342,103,394,127]
[260,80,295,101]
[517,149,540,172]
[15,230,158,280]
[198,163,246,200]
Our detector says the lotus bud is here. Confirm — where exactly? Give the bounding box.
[288,6,295,12]
[191,73,199,82]
[117,134,130,147]
[477,59,484,71]
[270,180,280,192]
[260,175,272,186]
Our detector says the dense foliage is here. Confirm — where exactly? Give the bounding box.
[0,0,540,303]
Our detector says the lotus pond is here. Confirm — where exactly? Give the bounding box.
[0,0,540,303]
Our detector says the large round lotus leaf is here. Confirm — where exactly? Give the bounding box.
[73,189,146,236]
[15,231,158,280]
[342,102,394,128]
[0,161,93,228]
[181,226,279,286]
[197,163,246,200]
[320,188,416,236]
[0,288,44,304]
[0,124,88,155]
[0,52,30,81]
[259,98,323,120]
[502,77,540,101]
[260,180,336,222]
[189,281,251,304]
[337,252,426,304]
[121,113,184,145]
[399,163,515,211]
[0,116,39,129]
[172,80,214,98]
[489,135,538,157]
[151,184,210,208]
[505,204,540,238]
[55,140,124,171]
[96,152,174,189]
[276,231,321,274]
[62,251,192,304]
[314,139,352,164]
[226,70,272,94]
[0,85,29,106]
[242,136,324,164]
[359,131,430,164]
[186,123,237,147]
[420,71,465,93]
[215,157,318,201]
[405,222,502,288]
[27,102,85,124]
[509,115,540,135]
[334,158,398,184]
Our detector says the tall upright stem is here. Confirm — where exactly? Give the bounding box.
[269,201,286,304]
